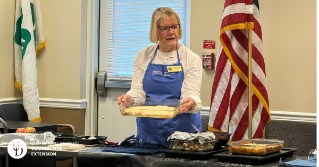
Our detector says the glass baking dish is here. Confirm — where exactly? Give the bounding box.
[229,139,284,155]
[120,98,182,118]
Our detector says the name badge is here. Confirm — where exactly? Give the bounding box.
[167,66,182,72]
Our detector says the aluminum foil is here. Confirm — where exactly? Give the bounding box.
[0,132,55,145]
[167,131,216,144]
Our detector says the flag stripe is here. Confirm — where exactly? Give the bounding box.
[253,107,269,138]
[223,29,269,106]
[231,30,267,91]
[212,68,233,130]
[222,13,248,28]
[224,0,246,9]
[232,95,259,140]
[210,51,229,108]
[252,17,262,40]
[226,19,264,75]
[210,50,232,129]
[229,79,246,119]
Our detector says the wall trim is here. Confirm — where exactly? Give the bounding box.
[0,97,87,110]
[200,107,317,123]
[0,99,315,122]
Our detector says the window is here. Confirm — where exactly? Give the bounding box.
[100,0,190,80]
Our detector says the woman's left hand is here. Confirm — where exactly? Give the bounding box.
[178,97,196,114]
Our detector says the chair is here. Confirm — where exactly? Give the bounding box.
[0,103,29,122]
[0,104,75,133]
[0,103,75,167]
[201,115,209,131]
[265,120,317,156]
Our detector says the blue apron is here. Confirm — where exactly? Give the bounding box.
[136,44,202,145]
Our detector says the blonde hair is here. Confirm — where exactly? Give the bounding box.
[149,7,182,44]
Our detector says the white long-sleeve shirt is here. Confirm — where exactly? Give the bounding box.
[126,44,203,113]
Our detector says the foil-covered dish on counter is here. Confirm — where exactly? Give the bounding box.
[119,98,183,118]
[0,132,55,145]
[167,131,217,152]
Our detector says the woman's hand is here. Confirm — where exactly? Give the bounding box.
[178,97,196,114]
[117,94,134,108]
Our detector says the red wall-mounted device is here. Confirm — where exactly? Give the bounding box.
[202,52,215,70]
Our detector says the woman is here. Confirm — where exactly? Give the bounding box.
[117,7,202,145]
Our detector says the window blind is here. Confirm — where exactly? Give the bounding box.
[102,0,188,80]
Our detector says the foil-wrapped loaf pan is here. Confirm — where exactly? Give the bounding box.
[0,132,55,145]
[167,131,216,152]
[120,98,182,118]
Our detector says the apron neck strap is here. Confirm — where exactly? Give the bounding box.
[152,43,180,63]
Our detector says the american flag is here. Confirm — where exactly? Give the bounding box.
[208,0,270,141]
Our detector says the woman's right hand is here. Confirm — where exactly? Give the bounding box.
[117,94,134,108]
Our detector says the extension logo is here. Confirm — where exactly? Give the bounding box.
[7,139,27,159]
[152,70,163,75]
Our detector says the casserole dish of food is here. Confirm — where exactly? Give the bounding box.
[120,98,182,118]
[229,139,284,155]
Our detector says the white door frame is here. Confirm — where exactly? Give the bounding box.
[85,0,99,136]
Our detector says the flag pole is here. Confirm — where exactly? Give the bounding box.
[248,26,253,139]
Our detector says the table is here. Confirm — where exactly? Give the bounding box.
[77,147,307,167]
[0,144,90,167]
[0,145,307,167]
[77,148,307,167]
[0,121,57,133]
[0,140,308,167]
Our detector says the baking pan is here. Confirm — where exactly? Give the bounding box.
[229,138,284,155]
[213,131,230,148]
[214,148,297,165]
[54,134,83,143]
[161,147,228,160]
[72,136,107,145]
[119,98,182,118]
